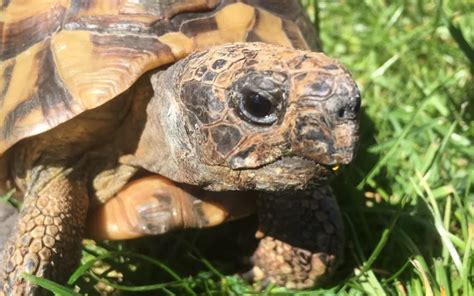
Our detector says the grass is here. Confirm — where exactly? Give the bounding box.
[5,0,474,295]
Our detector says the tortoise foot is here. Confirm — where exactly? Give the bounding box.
[249,186,344,289]
[243,236,336,290]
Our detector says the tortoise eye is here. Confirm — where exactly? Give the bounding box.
[244,93,272,117]
[239,91,278,125]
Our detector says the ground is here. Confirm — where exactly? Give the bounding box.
[3,0,473,295]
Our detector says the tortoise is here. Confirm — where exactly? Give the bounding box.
[0,0,361,294]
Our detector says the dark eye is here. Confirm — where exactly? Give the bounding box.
[239,92,278,125]
[244,93,273,117]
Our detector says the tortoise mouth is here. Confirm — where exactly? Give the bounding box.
[269,155,336,180]
[203,156,338,191]
[235,156,336,191]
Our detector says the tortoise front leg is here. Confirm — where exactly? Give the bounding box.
[87,175,257,240]
[246,186,344,289]
[0,172,88,295]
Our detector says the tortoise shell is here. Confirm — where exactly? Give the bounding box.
[0,0,319,155]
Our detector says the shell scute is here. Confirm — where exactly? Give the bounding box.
[50,30,175,110]
[0,0,68,61]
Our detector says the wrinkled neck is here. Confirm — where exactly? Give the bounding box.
[124,65,201,184]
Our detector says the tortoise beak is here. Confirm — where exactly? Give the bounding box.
[290,80,361,167]
[291,121,359,166]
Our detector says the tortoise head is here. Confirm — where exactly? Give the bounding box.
[148,43,360,191]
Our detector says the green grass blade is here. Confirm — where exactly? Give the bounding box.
[21,274,81,296]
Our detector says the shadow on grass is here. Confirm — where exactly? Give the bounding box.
[76,216,260,295]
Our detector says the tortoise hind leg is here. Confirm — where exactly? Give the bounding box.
[86,175,257,240]
[246,186,344,289]
[0,172,88,295]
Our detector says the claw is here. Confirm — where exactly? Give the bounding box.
[240,266,274,291]
[247,235,336,290]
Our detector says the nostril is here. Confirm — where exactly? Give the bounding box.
[336,101,360,121]
[337,107,345,119]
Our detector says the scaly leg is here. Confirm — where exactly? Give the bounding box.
[246,186,344,289]
[0,172,88,295]
[87,175,257,240]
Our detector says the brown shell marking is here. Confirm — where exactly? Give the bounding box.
[0,1,313,155]
[50,30,175,109]
[0,0,69,60]
[70,0,220,24]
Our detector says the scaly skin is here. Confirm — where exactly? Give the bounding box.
[0,170,88,295]
[249,186,344,289]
